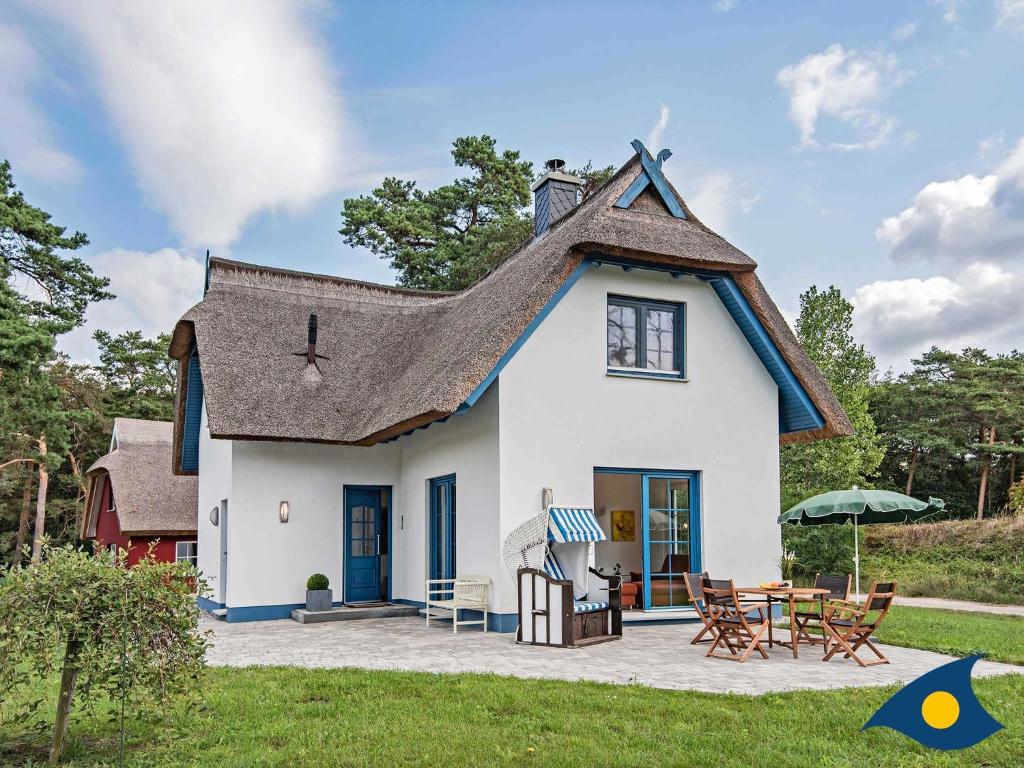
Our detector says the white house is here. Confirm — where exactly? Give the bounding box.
[169,141,850,627]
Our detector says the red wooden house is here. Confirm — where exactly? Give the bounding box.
[82,418,198,566]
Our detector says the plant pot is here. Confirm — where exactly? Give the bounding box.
[306,589,333,612]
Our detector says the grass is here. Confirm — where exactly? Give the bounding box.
[874,606,1024,665]
[3,607,1022,767]
[861,517,1024,604]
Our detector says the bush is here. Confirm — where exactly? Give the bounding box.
[306,573,329,591]
[782,525,858,582]
[861,518,1024,603]
[0,544,209,762]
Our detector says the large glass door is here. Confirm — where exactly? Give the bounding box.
[642,473,701,610]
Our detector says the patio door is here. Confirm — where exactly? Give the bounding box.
[642,472,701,610]
[429,475,456,594]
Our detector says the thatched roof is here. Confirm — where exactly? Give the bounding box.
[83,418,197,536]
[169,150,851,464]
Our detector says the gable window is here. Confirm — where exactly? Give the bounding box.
[175,541,198,567]
[607,295,684,378]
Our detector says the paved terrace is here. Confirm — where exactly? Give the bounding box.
[203,616,1021,695]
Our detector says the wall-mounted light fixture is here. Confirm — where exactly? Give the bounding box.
[210,506,219,526]
[541,487,553,510]
[279,501,290,524]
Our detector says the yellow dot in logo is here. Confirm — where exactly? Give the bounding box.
[921,691,960,729]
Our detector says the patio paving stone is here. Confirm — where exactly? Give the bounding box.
[202,615,1022,695]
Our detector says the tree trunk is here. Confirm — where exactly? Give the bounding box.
[905,446,919,496]
[31,434,49,564]
[976,426,996,521]
[49,636,83,764]
[67,451,85,539]
[14,468,34,564]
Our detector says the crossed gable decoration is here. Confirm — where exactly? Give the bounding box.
[613,139,687,219]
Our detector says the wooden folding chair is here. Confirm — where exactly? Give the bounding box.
[682,571,712,644]
[821,581,898,667]
[794,573,851,649]
[702,577,770,663]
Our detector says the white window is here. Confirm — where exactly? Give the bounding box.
[175,541,198,567]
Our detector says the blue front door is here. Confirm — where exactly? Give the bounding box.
[345,488,382,603]
[642,472,701,610]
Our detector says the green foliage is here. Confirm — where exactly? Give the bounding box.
[0,544,208,760]
[1009,480,1024,517]
[93,330,177,420]
[3,662,1024,766]
[861,518,1024,604]
[339,137,614,291]
[340,135,534,291]
[781,286,885,509]
[306,573,329,591]
[0,159,110,333]
[780,286,884,578]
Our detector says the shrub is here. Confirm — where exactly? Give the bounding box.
[782,525,858,581]
[306,573,330,591]
[0,544,209,763]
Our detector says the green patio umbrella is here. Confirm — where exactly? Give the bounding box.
[778,487,945,596]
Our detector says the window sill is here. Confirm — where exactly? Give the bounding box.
[606,369,688,382]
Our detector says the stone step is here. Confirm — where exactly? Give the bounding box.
[291,603,420,624]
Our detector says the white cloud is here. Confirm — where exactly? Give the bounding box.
[853,263,1024,371]
[646,104,671,151]
[931,0,965,24]
[34,0,348,248]
[996,0,1024,30]
[776,44,908,151]
[0,24,81,182]
[876,137,1024,262]
[686,171,760,233]
[58,248,205,362]
[712,0,737,11]
[892,22,919,41]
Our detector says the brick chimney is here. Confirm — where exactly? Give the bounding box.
[532,159,582,237]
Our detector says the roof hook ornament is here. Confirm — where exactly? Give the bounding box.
[616,140,687,218]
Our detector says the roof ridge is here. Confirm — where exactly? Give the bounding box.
[208,256,455,300]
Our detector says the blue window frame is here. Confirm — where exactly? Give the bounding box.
[606,295,685,379]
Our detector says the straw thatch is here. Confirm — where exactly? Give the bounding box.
[168,150,852,466]
[83,418,198,536]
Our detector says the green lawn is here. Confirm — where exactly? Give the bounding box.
[3,607,1022,767]
[875,606,1024,665]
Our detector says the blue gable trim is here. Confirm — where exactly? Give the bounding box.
[181,346,203,472]
[433,254,823,439]
[459,259,597,409]
[700,275,825,434]
[614,139,687,219]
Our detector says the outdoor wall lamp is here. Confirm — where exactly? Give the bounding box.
[279,501,290,523]
[210,506,219,526]
[542,487,553,510]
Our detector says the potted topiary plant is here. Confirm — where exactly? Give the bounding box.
[305,573,332,612]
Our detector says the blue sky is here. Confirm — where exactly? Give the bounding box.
[2,0,1023,371]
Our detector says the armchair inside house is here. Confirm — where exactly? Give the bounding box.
[631,553,691,608]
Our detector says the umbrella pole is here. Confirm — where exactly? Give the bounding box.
[853,515,861,598]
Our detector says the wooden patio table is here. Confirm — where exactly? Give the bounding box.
[736,586,830,659]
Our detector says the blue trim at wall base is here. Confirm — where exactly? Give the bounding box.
[393,599,518,633]
[226,603,304,622]
[197,596,224,612]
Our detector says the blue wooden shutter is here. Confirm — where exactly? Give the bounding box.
[181,347,203,472]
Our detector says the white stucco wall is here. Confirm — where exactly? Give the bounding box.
[394,385,500,605]
[196,400,231,604]
[225,439,401,609]
[497,264,782,601]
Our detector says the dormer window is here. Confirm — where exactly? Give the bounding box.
[606,295,685,379]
